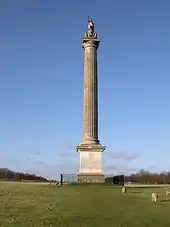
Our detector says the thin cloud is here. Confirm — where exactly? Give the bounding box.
[57,142,78,159]
[34,152,40,155]
[32,161,45,165]
[65,143,76,151]
[106,151,140,161]
[104,163,138,176]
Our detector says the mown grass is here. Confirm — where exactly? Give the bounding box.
[0,182,170,227]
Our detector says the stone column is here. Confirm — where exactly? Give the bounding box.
[82,38,99,145]
[76,19,106,184]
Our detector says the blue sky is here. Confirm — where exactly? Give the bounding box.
[0,0,170,179]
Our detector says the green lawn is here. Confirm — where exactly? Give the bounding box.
[0,182,170,227]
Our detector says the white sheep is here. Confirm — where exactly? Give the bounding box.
[166,190,170,197]
[122,186,126,194]
[152,192,158,203]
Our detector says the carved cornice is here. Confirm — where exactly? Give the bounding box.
[82,37,100,49]
[76,144,106,152]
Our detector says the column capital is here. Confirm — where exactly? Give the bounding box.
[82,37,100,49]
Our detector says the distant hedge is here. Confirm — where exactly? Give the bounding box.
[0,168,48,182]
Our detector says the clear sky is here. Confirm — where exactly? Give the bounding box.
[0,0,170,179]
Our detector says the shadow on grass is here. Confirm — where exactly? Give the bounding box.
[131,191,142,194]
[160,199,170,203]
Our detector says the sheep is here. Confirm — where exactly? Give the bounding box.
[152,192,158,203]
[165,190,170,197]
[122,186,126,195]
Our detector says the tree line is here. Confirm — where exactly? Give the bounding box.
[125,169,170,184]
[0,168,48,182]
[1,168,170,184]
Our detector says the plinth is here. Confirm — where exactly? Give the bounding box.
[77,144,105,183]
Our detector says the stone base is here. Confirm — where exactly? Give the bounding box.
[77,173,105,184]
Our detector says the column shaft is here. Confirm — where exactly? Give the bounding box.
[82,41,99,144]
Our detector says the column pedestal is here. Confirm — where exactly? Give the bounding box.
[76,144,105,183]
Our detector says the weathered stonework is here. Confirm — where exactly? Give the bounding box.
[76,19,105,183]
[77,173,105,184]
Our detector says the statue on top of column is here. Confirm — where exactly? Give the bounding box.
[85,17,98,39]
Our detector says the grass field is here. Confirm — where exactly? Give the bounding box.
[1,182,170,227]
